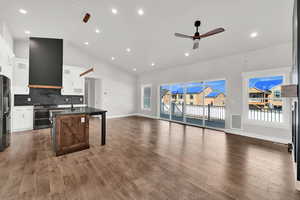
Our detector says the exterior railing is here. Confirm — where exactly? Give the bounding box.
[161,103,282,123]
[248,108,282,123]
[161,103,226,120]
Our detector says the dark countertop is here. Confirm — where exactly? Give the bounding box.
[49,107,107,118]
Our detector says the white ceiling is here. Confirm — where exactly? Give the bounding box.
[0,0,293,74]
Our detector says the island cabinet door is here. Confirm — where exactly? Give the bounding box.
[55,114,89,156]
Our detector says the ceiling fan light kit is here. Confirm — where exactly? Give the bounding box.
[175,20,225,50]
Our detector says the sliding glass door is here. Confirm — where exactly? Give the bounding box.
[159,80,226,129]
[160,85,171,120]
[185,82,205,126]
[171,84,184,122]
[203,80,226,129]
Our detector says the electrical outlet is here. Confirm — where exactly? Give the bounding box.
[81,117,85,123]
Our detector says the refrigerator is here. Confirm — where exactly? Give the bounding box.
[0,75,11,151]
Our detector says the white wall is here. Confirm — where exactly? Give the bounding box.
[14,39,137,117]
[137,43,292,143]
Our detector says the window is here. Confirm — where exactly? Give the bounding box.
[247,75,283,123]
[142,85,151,110]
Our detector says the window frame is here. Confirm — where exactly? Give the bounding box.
[141,84,152,111]
[242,68,291,129]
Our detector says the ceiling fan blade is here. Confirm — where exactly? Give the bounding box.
[175,33,194,39]
[193,41,199,49]
[200,28,225,38]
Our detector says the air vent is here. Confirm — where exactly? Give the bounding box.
[74,88,83,93]
[64,69,71,74]
[231,114,242,129]
[18,63,27,69]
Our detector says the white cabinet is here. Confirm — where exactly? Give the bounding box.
[13,58,29,95]
[12,106,33,132]
[61,65,85,96]
[0,35,14,79]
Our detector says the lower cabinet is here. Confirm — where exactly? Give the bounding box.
[12,106,33,132]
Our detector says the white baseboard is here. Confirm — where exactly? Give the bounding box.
[225,129,290,144]
[12,127,33,133]
[134,113,159,119]
[296,179,300,191]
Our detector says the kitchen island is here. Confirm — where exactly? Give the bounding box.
[50,107,107,156]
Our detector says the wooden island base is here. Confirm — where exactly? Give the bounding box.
[53,114,90,156]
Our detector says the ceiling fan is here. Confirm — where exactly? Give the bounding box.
[175,20,225,50]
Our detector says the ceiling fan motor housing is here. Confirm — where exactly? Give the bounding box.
[195,20,201,27]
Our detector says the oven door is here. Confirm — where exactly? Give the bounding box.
[34,109,50,129]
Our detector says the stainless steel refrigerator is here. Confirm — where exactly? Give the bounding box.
[0,75,11,151]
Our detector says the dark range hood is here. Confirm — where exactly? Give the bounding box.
[29,37,63,89]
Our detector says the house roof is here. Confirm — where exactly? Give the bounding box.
[187,87,205,94]
[253,79,283,91]
[206,92,222,98]
[171,86,205,94]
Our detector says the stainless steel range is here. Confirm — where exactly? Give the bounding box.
[34,105,58,129]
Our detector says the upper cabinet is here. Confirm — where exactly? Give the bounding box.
[13,58,29,95]
[61,65,85,96]
[0,34,14,79]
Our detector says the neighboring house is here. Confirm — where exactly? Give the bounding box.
[161,86,226,106]
[205,92,226,106]
[186,87,212,105]
[248,79,282,109]
[269,85,282,108]
[161,89,171,105]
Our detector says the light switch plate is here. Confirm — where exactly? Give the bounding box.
[81,117,85,123]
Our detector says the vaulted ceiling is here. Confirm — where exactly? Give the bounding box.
[0,0,293,74]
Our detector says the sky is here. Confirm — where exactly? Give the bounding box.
[161,80,226,94]
[161,76,283,96]
[249,76,283,91]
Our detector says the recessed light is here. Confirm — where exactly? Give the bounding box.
[250,32,258,38]
[84,42,89,45]
[133,68,137,71]
[19,9,27,14]
[151,62,155,66]
[138,9,144,16]
[112,8,118,15]
[95,29,100,34]
[111,57,115,60]
[24,30,30,35]
[126,48,131,52]
[184,52,190,57]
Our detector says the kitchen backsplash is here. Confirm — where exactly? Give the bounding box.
[14,88,83,106]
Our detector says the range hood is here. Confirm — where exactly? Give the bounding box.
[29,37,63,89]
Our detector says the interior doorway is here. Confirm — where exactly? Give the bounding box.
[85,77,102,108]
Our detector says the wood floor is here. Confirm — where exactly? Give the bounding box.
[0,116,300,200]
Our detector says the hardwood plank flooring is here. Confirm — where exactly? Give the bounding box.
[0,116,300,200]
